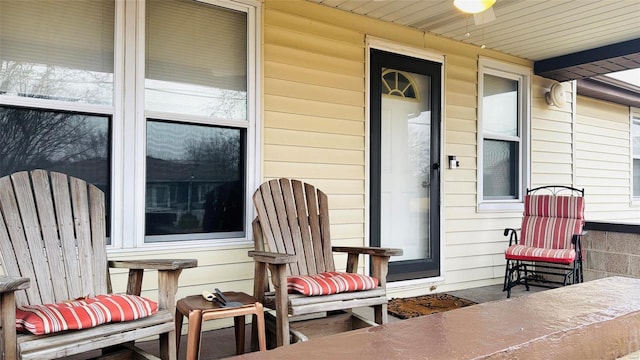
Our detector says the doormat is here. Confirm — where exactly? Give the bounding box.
[387,293,476,319]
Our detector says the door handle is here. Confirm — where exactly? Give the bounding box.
[432,163,440,170]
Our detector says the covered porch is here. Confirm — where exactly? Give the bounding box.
[3,0,640,358]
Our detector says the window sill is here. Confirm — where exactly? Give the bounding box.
[478,201,524,212]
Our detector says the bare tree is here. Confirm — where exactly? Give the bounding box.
[0,107,108,176]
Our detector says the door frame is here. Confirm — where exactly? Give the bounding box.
[365,37,445,286]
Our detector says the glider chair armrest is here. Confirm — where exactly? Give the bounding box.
[504,228,520,246]
[332,246,403,286]
[572,231,587,245]
[109,259,197,312]
[572,231,587,260]
[0,276,30,360]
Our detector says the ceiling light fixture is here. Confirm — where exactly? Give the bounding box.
[453,0,496,14]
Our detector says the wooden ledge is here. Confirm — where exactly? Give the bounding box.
[234,276,640,359]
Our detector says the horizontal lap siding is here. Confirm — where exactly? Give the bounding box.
[264,0,539,294]
[263,5,367,273]
[575,96,635,221]
[530,79,574,187]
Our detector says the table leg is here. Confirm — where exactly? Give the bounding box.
[186,310,203,360]
[234,315,245,354]
[175,308,184,357]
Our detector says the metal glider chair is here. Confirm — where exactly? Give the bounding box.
[0,170,196,359]
[249,178,402,347]
[503,185,585,298]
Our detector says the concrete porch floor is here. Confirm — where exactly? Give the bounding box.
[139,283,542,359]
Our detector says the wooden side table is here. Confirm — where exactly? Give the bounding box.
[175,291,266,360]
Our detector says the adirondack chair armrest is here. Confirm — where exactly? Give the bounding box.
[504,228,520,246]
[332,246,403,257]
[248,251,297,264]
[108,259,197,312]
[332,247,402,281]
[0,276,30,294]
[0,276,29,359]
[108,259,198,271]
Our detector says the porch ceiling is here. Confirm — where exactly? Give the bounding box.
[307,0,640,73]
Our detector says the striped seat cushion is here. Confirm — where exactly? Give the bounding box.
[287,271,379,296]
[505,244,576,264]
[16,294,158,335]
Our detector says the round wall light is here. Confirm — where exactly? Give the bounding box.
[545,82,567,107]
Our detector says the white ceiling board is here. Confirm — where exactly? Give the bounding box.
[307,0,640,61]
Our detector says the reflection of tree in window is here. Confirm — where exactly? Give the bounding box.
[0,106,111,234]
[0,107,109,177]
[0,61,113,105]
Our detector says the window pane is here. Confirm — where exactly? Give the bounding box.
[0,106,111,235]
[483,74,518,137]
[634,117,640,198]
[635,159,640,198]
[633,118,640,156]
[0,0,114,104]
[483,139,518,199]
[145,0,247,120]
[145,120,245,241]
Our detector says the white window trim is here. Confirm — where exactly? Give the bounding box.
[0,0,261,252]
[631,108,640,206]
[477,57,531,212]
[118,0,260,250]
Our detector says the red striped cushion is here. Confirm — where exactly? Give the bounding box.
[505,244,575,264]
[524,194,584,219]
[16,294,158,335]
[521,216,582,249]
[287,272,379,296]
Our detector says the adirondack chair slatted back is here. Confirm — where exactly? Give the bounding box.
[0,170,108,306]
[253,178,334,276]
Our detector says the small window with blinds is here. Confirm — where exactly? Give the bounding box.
[145,0,247,120]
[0,0,114,105]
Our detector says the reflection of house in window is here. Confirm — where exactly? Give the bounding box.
[147,185,171,210]
[198,183,217,203]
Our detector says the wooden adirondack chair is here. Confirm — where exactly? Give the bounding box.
[249,178,402,347]
[0,170,197,360]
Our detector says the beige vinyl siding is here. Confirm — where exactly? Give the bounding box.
[262,0,536,296]
[530,79,575,187]
[575,96,637,221]
[263,3,368,277]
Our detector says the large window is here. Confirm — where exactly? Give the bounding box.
[478,58,530,209]
[632,111,640,198]
[0,0,258,248]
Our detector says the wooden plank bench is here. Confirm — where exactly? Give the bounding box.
[233,276,640,359]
